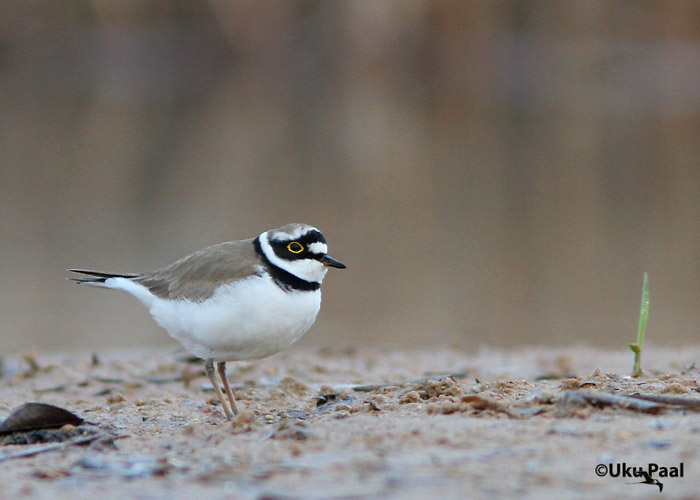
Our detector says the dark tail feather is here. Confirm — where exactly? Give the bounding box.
[68,269,138,284]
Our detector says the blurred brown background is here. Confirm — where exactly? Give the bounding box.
[1,1,699,354]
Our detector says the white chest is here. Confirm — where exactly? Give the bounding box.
[148,275,322,361]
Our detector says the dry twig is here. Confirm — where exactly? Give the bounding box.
[351,373,466,392]
[562,390,665,414]
[0,435,101,462]
[627,393,700,409]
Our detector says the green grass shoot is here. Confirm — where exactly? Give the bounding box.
[630,272,649,377]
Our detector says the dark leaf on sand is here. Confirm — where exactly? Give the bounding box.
[0,403,83,435]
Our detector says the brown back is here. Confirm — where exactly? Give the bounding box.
[135,238,263,301]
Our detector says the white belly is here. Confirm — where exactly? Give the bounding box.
[148,275,322,361]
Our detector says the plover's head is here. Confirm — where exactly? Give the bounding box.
[256,223,346,285]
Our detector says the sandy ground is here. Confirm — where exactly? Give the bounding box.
[1,344,699,500]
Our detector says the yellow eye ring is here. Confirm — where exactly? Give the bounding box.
[287,241,304,254]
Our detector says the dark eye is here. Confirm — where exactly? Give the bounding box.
[287,241,304,254]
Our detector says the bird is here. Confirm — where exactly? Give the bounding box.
[628,471,663,492]
[70,223,346,420]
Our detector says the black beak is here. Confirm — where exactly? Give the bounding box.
[320,255,346,269]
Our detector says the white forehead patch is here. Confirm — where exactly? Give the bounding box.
[308,242,327,255]
[269,224,316,242]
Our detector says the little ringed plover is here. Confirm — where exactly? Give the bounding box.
[70,223,346,420]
